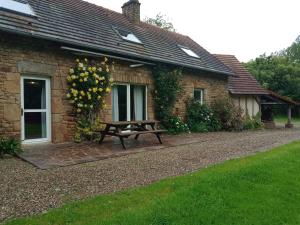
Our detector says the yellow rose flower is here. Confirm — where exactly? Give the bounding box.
[69,68,74,74]
[92,88,97,93]
[109,78,114,82]
[106,68,110,73]
[71,75,76,79]
[76,59,80,63]
[98,67,103,72]
[84,78,88,82]
[97,96,101,100]
[88,88,92,92]
[77,108,81,113]
[78,63,83,68]
[95,80,99,84]
[92,67,96,72]
[80,79,83,82]
[72,83,76,87]
[98,88,103,92]
[106,87,111,93]
[66,93,71,98]
[66,76,72,82]
[80,91,85,96]
[84,58,88,62]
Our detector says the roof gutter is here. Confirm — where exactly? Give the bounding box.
[61,46,155,66]
[0,27,234,76]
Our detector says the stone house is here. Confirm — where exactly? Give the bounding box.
[0,0,263,145]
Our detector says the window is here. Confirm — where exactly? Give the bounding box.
[194,88,204,104]
[112,84,147,121]
[0,0,35,16]
[113,27,142,44]
[179,46,200,58]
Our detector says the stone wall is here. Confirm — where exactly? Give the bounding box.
[175,71,229,119]
[0,31,229,143]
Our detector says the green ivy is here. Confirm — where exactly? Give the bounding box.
[152,65,183,126]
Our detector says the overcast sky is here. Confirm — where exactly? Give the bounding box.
[85,0,300,62]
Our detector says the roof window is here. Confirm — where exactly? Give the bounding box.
[179,46,200,58]
[0,0,35,17]
[113,27,142,44]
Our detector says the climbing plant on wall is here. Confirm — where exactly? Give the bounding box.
[66,58,114,142]
[152,65,183,129]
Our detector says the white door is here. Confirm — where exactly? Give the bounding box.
[21,76,51,143]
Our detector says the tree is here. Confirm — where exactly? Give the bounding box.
[144,13,176,32]
[285,35,300,63]
[245,53,300,101]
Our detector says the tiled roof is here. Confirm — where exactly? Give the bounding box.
[0,0,232,75]
[213,54,268,95]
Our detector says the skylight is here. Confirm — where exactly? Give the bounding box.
[114,27,142,44]
[180,46,200,58]
[0,0,35,17]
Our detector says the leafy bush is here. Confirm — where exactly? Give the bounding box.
[152,65,183,126]
[243,115,263,130]
[186,100,221,132]
[164,116,190,135]
[0,138,21,158]
[211,97,244,131]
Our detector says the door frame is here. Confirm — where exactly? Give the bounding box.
[112,83,148,121]
[20,76,52,144]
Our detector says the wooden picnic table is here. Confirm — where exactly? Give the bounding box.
[98,120,167,149]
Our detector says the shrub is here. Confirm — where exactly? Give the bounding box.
[211,97,244,131]
[186,100,221,132]
[0,138,21,158]
[243,115,263,130]
[164,116,190,135]
[152,65,183,126]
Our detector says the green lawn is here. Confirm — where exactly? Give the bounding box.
[274,115,300,124]
[5,142,300,225]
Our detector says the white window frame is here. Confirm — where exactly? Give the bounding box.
[113,27,143,45]
[179,45,200,58]
[21,76,51,144]
[112,83,148,121]
[194,88,204,105]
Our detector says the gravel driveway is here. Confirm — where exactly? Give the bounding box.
[1,129,300,222]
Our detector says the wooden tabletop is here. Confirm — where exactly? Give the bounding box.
[100,120,159,126]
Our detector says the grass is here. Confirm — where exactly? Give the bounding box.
[4,142,300,225]
[274,115,300,124]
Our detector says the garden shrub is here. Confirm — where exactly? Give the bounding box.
[165,116,190,135]
[152,65,183,126]
[66,58,114,142]
[186,100,221,132]
[211,97,244,131]
[0,137,21,158]
[243,114,263,130]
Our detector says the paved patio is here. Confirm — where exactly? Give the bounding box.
[20,133,216,169]
[2,128,300,222]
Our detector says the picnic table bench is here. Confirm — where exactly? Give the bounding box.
[98,120,167,149]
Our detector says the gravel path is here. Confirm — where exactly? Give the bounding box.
[1,129,300,222]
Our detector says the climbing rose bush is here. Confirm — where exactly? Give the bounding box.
[66,58,114,114]
[66,58,114,142]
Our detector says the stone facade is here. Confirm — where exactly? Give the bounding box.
[0,32,229,143]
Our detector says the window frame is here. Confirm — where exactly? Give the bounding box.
[113,27,143,45]
[0,0,36,17]
[193,88,204,105]
[178,45,200,58]
[112,83,148,122]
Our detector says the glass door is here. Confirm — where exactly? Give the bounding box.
[21,77,51,143]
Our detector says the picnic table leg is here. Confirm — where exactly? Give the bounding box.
[99,125,110,144]
[119,137,126,150]
[155,133,163,144]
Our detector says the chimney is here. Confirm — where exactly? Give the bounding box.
[122,0,141,23]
